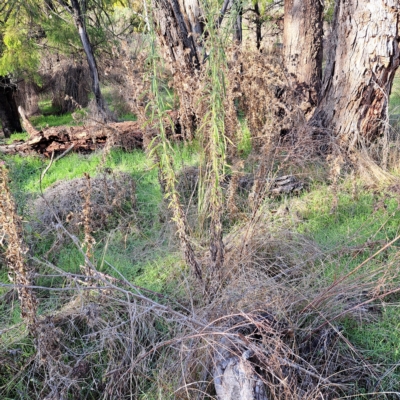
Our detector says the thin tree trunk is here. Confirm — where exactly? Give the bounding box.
[69,0,111,122]
[283,0,323,108]
[254,2,262,51]
[310,0,400,146]
[233,0,242,44]
[0,77,23,138]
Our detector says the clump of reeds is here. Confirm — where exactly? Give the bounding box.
[144,23,203,283]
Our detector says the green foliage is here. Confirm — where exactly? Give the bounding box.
[0,0,138,85]
[324,0,335,22]
[0,24,40,77]
[40,13,82,55]
[237,118,252,158]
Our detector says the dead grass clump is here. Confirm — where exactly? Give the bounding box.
[1,207,395,399]
[29,172,136,237]
[0,278,198,399]
[237,50,296,147]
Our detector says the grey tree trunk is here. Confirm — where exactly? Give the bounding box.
[0,77,23,138]
[14,80,40,117]
[310,0,400,146]
[68,0,112,122]
[62,64,89,112]
[254,2,262,51]
[283,0,323,108]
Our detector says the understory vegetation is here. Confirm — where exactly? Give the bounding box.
[1,0,400,399]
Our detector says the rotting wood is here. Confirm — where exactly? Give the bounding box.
[0,111,180,157]
[214,337,269,400]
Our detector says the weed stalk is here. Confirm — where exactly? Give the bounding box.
[0,161,37,331]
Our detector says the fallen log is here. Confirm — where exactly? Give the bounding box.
[0,111,179,157]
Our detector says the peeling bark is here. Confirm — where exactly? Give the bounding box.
[283,0,323,108]
[152,0,205,136]
[310,0,400,146]
[152,0,203,73]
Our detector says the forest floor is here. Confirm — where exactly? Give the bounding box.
[1,79,400,398]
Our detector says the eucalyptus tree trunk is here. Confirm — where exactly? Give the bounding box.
[283,0,323,109]
[310,0,400,146]
[152,0,203,73]
[0,77,23,138]
[66,0,112,121]
[152,0,204,136]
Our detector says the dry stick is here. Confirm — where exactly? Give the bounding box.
[39,150,55,183]
[301,233,400,314]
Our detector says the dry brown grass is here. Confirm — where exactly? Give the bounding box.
[29,172,136,239]
[2,179,399,398]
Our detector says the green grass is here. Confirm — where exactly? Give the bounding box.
[389,73,400,113]
[237,118,252,158]
[297,184,400,250]
[2,142,198,298]
[30,112,76,129]
[38,99,60,115]
[4,132,29,144]
[289,178,400,388]
[119,112,137,121]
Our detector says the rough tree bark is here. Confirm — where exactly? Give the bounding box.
[310,0,400,146]
[152,0,203,73]
[233,0,242,44]
[152,0,204,136]
[283,0,323,108]
[0,77,23,138]
[254,2,262,51]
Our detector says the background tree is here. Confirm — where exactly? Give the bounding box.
[0,76,23,137]
[283,0,323,110]
[53,0,113,121]
[0,1,27,137]
[310,0,400,147]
